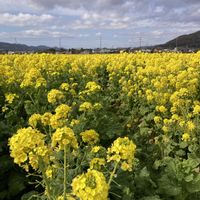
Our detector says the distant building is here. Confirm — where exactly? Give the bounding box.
[8,51,15,54]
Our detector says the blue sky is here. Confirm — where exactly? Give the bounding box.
[0,0,200,48]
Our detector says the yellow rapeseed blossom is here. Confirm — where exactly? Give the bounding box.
[45,167,53,179]
[5,93,19,104]
[79,102,93,112]
[50,114,66,129]
[35,77,47,88]
[20,68,46,88]
[85,81,101,93]
[2,105,8,112]
[146,94,154,102]
[93,103,103,110]
[90,158,106,170]
[29,152,39,170]
[91,146,101,153]
[171,114,180,121]
[162,125,169,133]
[51,126,78,150]
[60,82,70,91]
[163,118,171,125]
[49,104,71,129]
[71,169,109,200]
[41,112,53,126]
[8,127,48,171]
[70,119,80,127]
[107,137,136,171]
[156,105,167,113]
[170,106,177,114]
[154,116,162,124]
[80,129,99,145]
[193,105,200,115]
[47,89,65,104]
[179,120,185,127]
[187,121,195,131]
[182,133,190,141]
[29,113,41,128]
[55,104,71,118]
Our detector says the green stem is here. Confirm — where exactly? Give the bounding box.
[27,92,40,113]
[48,125,52,137]
[109,192,122,199]
[45,182,51,200]
[40,159,51,200]
[42,170,51,200]
[108,162,118,186]
[112,179,121,187]
[64,145,68,200]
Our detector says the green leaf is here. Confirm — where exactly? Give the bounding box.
[185,175,200,193]
[140,127,151,135]
[140,167,150,178]
[139,120,148,128]
[179,141,188,149]
[158,174,182,196]
[188,144,198,153]
[176,149,186,156]
[139,106,149,115]
[145,112,155,121]
[153,160,162,170]
[184,174,194,182]
[24,100,35,115]
[182,158,200,173]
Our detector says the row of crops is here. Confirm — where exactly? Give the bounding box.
[1,52,200,200]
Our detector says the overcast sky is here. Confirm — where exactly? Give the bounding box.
[0,0,200,48]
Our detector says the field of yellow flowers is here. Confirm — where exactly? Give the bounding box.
[1,52,200,200]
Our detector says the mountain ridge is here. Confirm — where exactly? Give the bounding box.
[158,30,200,49]
[0,42,50,51]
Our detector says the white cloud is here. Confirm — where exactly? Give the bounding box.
[0,29,74,39]
[0,13,54,27]
[155,6,164,13]
[151,30,163,36]
[71,11,132,30]
[78,33,90,37]
[23,29,73,38]
[95,32,102,36]
[109,21,129,29]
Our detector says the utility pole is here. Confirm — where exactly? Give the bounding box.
[14,37,18,44]
[139,37,142,49]
[176,37,178,50]
[99,35,102,49]
[59,37,61,49]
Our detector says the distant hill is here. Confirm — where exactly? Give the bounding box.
[159,31,200,49]
[0,42,50,52]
